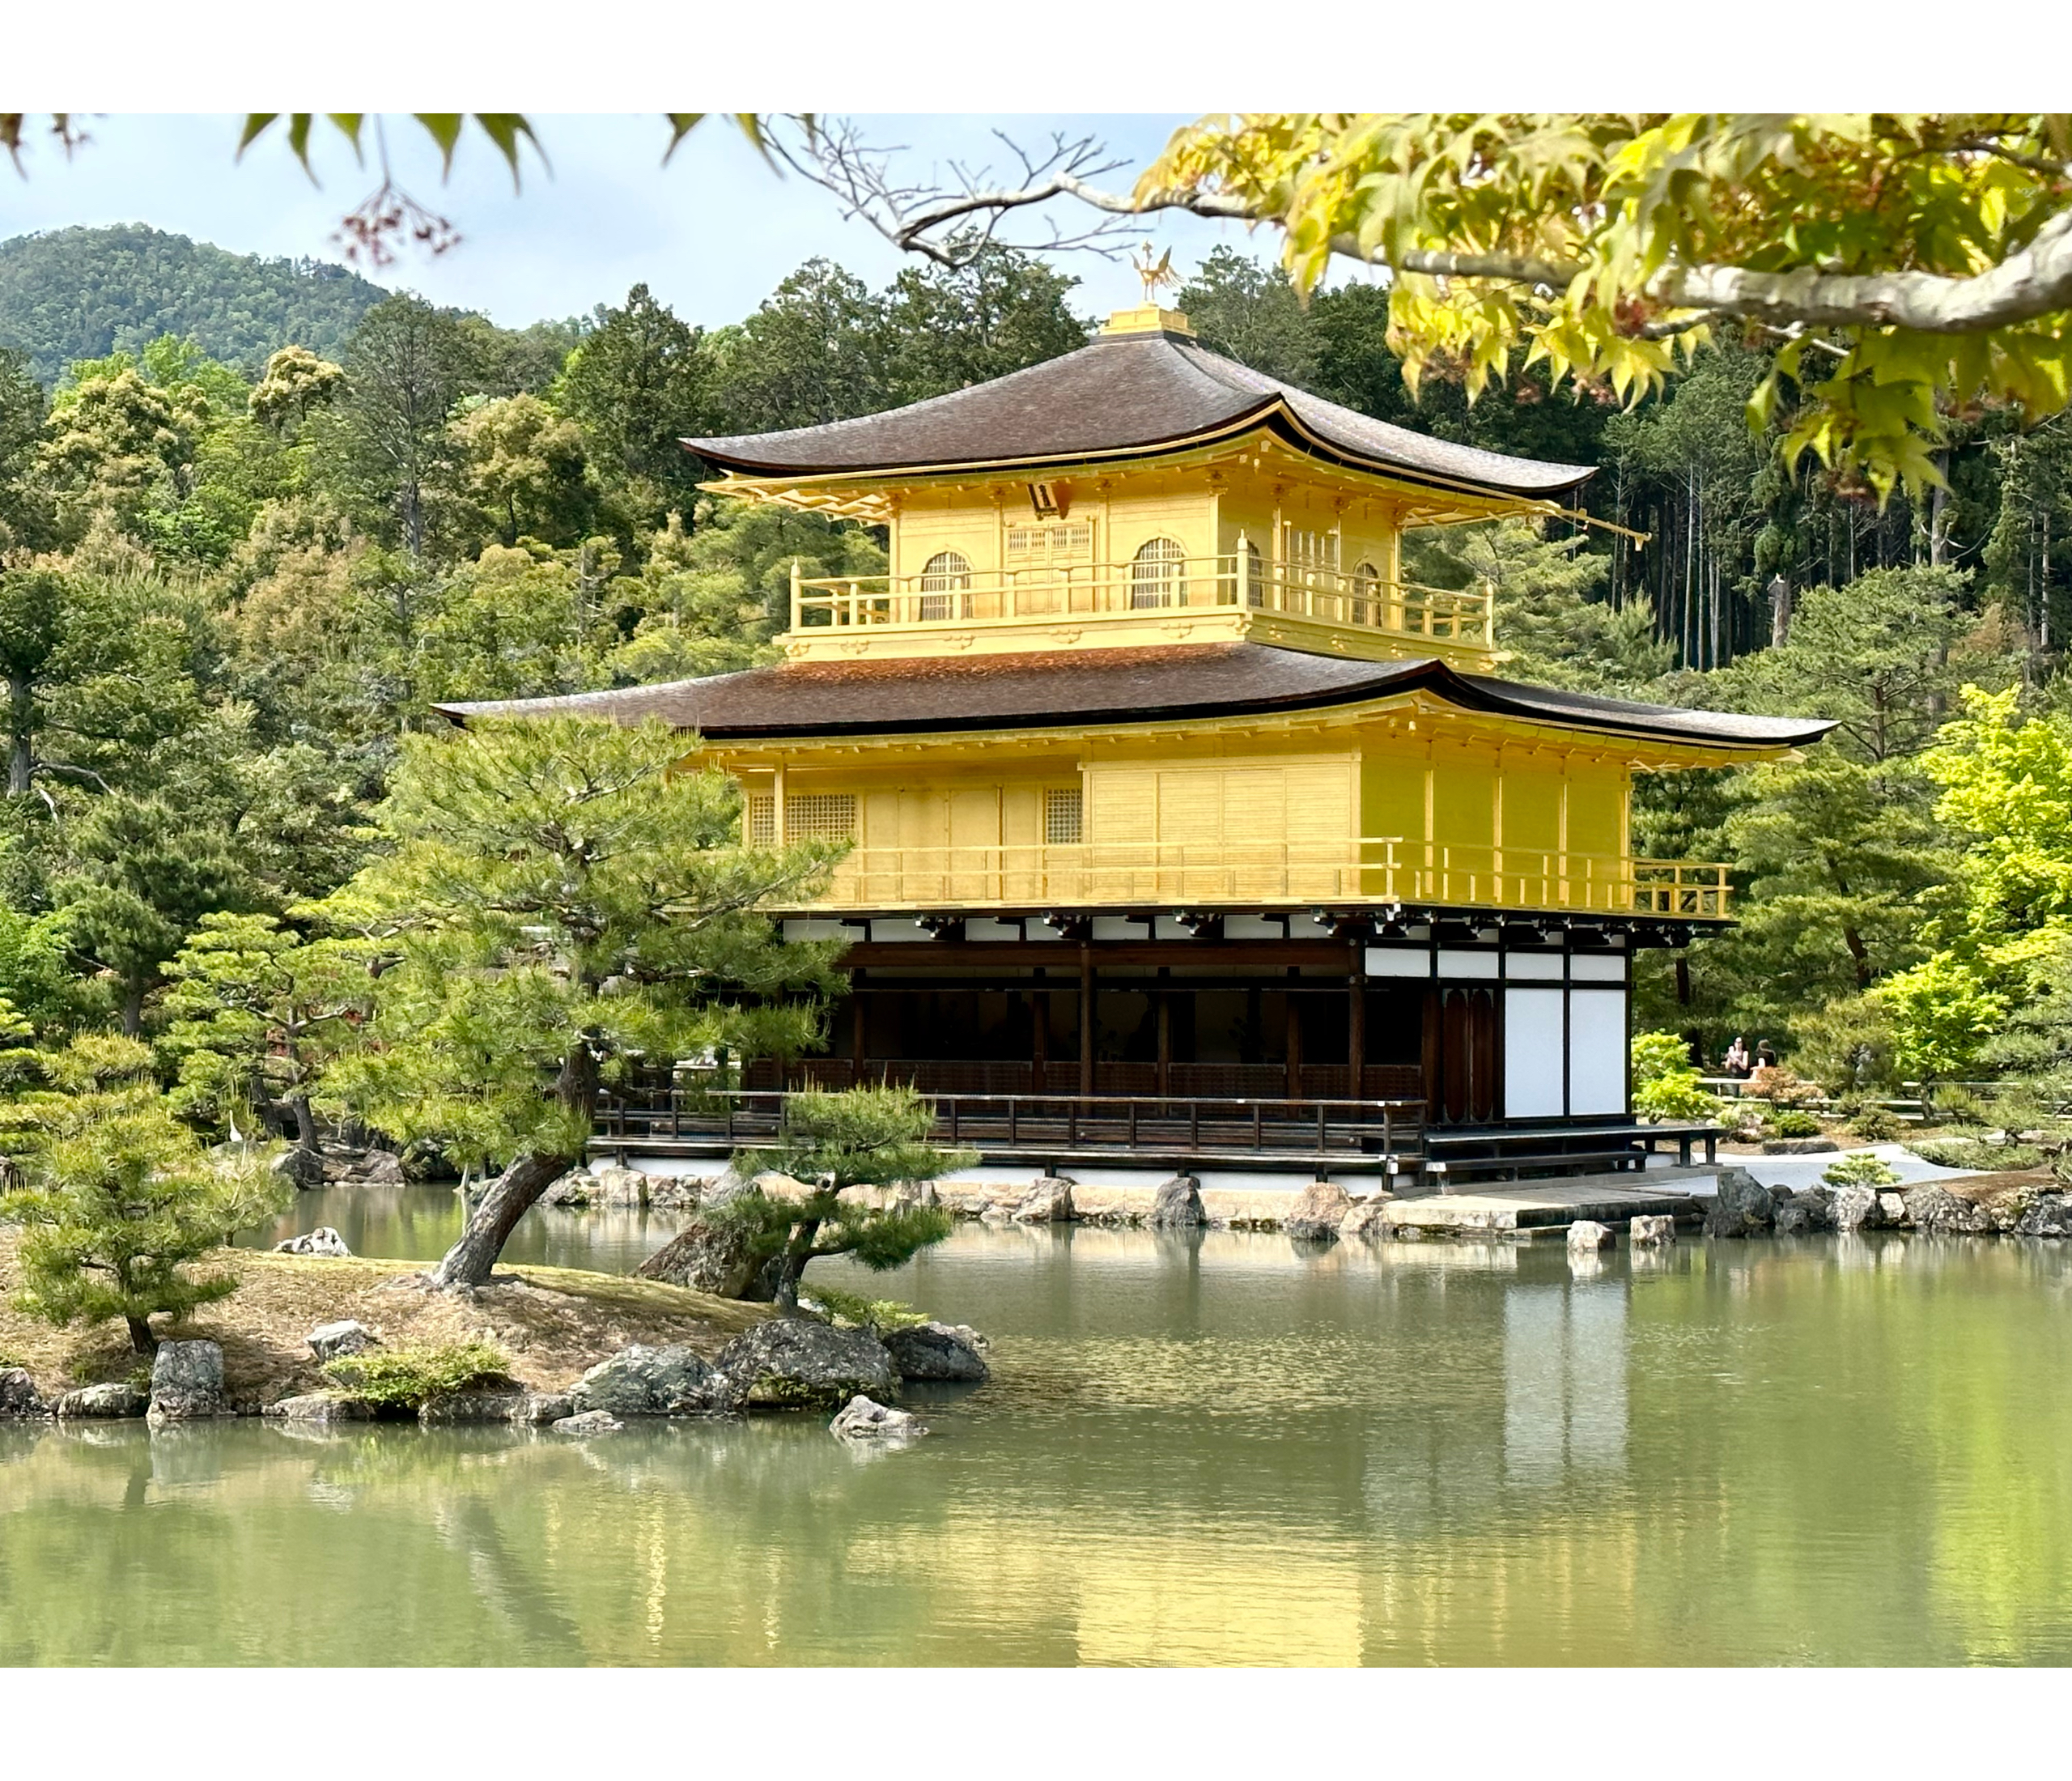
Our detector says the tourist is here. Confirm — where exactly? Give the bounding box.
[1722,1035,1751,1078]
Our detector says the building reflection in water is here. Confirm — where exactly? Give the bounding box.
[1503,1276,1628,1485]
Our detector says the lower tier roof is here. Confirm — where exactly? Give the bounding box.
[434,644,1832,752]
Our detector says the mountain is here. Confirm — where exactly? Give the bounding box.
[0,223,391,386]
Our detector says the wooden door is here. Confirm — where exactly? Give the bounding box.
[1424,985,1501,1124]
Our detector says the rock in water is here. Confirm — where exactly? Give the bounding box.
[1568,1219,1615,1254]
[267,1393,374,1423]
[0,1368,47,1417]
[1284,1181,1352,1243]
[1831,1186,1883,1233]
[274,1226,350,1258]
[1703,1167,1777,1239]
[307,1320,376,1362]
[715,1319,898,1410]
[1773,1188,1836,1236]
[1878,1191,1909,1226]
[56,1381,150,1419]
[1629,1214,1676,1248]
[881,1321,990,1384]
[569,1344,736,1417]
[1903,1184,1993,1235]
[147,1340,226,1422]
[353,1150,405,1185]
[553,1409,625,1436]
[830,1394,927,1443]
[635,1215,762,1298]
[1013,1176,1076,1224]
[1147,1174,1207,1230]
[2013,1194,2072,1237]
[270,1148,326,1190]
[418,1390,532,1426]
[1338,1198,1398,1242]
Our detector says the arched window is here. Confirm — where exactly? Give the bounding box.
[1130,537,1187,609]
[1352,559,1381,627]
[918,550,971,621]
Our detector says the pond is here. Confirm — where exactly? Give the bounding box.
[5,1195,2072,1664]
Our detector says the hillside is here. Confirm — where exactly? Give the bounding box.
[0,223,390,385]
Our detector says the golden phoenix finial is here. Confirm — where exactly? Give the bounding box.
[1134,244,1177,303]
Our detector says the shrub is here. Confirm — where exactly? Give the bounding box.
[804,1285,930,1334]
[1824,1153,1901,1189]
[1630,1029,1717,1124]
[321,1341,512,1409]
[1747,1065,1823,1109]
[1848,1108,1902,1142]
[1927,1086,1989,1127]
[1768,1110,1824,1138]
[1911,1137,2044,1172]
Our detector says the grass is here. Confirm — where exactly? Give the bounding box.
[0,1230,771,1408]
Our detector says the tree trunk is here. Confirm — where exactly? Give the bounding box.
[427,1044,598,1289]
[772,1214,823,1316]
[126,1316,157,1355]
[7,670,31,797]
[289,1092,324,1158]
[426,1150,575,1289]
[121,977,145,1038]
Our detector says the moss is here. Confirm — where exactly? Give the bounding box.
[321,1341,513,1409]
[743,1373,866,1411]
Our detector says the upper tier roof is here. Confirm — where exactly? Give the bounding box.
[435,644,1831,753]
[682,325,1594,500]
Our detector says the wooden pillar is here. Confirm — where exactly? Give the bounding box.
[1348,943,1365,1101]
[1156,990,1172,1099]
[1079,945,1096,1099]
[1285,996,1303,1099]
[1031,987,1048,1095]
[851,988,867,1088]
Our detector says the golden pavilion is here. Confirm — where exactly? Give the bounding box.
[444,304,1829,1180]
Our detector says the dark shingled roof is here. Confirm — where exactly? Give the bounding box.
[435,644,1832,752]
[682,326,1594,499]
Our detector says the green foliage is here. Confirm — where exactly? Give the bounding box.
[1909,1136,2043,1172]
[1768,1109,1824,1139]
[1822,1152,1900,1189]
[0,1035,288,1352]
[1847,1107,1902,1143]
[1632,1027,1717,1122]
[719,1086,974,1307]
[321,1340,512,1409]
[1926,1086,1989,1128]
[803,1285,930,1334]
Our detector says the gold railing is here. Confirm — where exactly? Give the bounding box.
[789,554,1496,652]
[788,839,1731,920]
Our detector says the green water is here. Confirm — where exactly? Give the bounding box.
[6,1198,2072,1664]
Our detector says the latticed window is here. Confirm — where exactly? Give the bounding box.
[1006,522,1093,561]
[745,792,776,848]
[1282,525,1340,572]
[1351,559,1381,625]
[1044,785,1084,845]
[784,793,857,842]
[1130,536,1187,609]
[918,550,972,620]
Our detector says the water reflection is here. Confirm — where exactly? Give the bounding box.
[9,1223,2072,1664]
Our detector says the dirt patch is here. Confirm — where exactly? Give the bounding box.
[0,1231,770,1408]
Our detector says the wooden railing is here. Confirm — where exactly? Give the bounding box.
[595,1086,1426,1166]
[789,554,1496,653]
[783,838,1732,920]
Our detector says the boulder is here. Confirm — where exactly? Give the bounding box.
[1903,1184,1994,1235]
[569,1344,737,1418]
[1761,1137,1840,1155]
[1878,1191,1909,1226]
[588,1164,653,1209]
[55,1381,149,1419]
[635,1215,763,1299]
[830,1394,928,1443]
[1832,1185,1884,1233]
[881,1321,990,1384]
[270,1147,326,1190]
[419,1390,531,1426]
[274,1226,350,1258]
[1629,1214,1677,1248]
[1147,1174,1207,1230]
[2013,1193,2072,1238]
[518,1392,575,1424]
[1339,1197,1399,1243]
[267,1392,374,1423]
[1013,1175,1076,1224]
[1704,1167,1777,1239]
[646,1174,704,1212]
[1567,1219,1615,1254]
[307,1320,376,1362]
[0,1367,47,1417]
[552,1410,625,1436]
[147,1340,226,1422]
[350,1150,405,1186]
[1773,1188,1836,1236]
[715,1319,898,1410]
[1284,1181,1352,1243]
[539,1168,592,1208]
[700,1164,755,1208]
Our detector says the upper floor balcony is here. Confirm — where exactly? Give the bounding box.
[783,552,1499,669]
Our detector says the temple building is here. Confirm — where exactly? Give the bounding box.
[442,303,1829,1180]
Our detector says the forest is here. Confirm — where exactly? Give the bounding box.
[2,223,2071,1120]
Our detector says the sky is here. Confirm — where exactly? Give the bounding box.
[0,113,1311,331]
